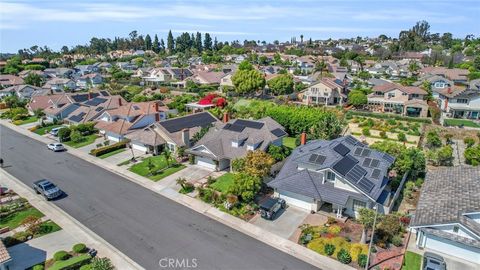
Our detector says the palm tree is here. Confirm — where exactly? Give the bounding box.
[163,149,173,168]
[176,177,187,190]
[408,60,420,75]
[314,58,327,78]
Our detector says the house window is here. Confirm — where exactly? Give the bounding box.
[402,92,408,96]
[325,171,336,182]
[456,99,468,104]
[352,199,367,212]
[434,82,446,88]
[453,226,459,233]
[388,93,395,98]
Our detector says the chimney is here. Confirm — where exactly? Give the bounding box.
[447,87,452,94]
[88,92,92,100]
[182,128,190,147]
[154,102,159,112]
[300,132,307,145]
[155,113,160,122]
[223,112,229,123]
[118,97,122,106]
[444,98,449,111]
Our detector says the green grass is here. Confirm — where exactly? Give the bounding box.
[117,159,132,166]
[98,148,126,159]
[49,254,92,270]
[210,173,235,193]
[14,115,38,125]
[64,134,98,148]
[402,251,422,270]
[283,136,297,149]
[34,124,63,135]
[34,220,62,238]
[444,118,480,128]
[0,207,45,230]
[129,155,186,181]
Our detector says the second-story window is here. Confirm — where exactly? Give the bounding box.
[326,171,335,182]
[453,226,459,233]
[456,99,468,104]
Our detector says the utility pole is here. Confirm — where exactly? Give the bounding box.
[365,204,378,270]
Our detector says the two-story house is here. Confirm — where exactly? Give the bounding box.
[42,78,77,92]
[0,84,45,100]
[268,135,395,218]
[437,81,480,120]
[413,74,454,99]
[299,77,346,106]
[367,82,428,117]
[410,166,480,264]
[76,73,104,89]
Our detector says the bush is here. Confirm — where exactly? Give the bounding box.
[397,132,407,142]
[337,248,352,264]
[379,131,387,139]
[465,145,480,166]
[324,244,336,256]
[70,130,84,143]
[415,178,424,187]
[358,254,368,268]
[73,243,87,253]
[90,257,114,270]
[362,127,370,136]
[392,235,403,247]
[50,254,92,270]
[464,137,476,148]
[58,127,71,142]
[327,225,342,235]
[53,250,70,261]
[90,140,128,156]
[32,265,44,270]
[267,144,291,162]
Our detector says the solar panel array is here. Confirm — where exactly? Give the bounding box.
[234,119,264,129]
[95,106,104,112]
[69,112,86,122]
[333,143,350,156]
[228,124,245,132]
[361,148,371,157]
[354,147,363,156]
[357,177,375,193]
[100,90,110,96]
[332,155,358,176]
[362,158,380,168]
[370,159,380,168]
[84,97,107,107]
[271,128,287,137]
[345,165,367,183]
[308,154,326,165]
[160,112,217,133]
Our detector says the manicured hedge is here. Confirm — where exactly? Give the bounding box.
[49,254,92,270]
[72,243,87,253]
[346,111,432,123]
[90,140,129,157]
[53,251,69,261]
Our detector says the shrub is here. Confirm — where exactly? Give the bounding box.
[337,248,352,264]
[307,238,327,255]
[58,127,71,142]
[358,254,368,268]
[50,254,92,270]
[327,225,342,235]
[379,131,387,139]
[464,137,475,148]
[362,127,371,136]
[397,132,407,142]
[90,140,128,156]
[53,250,70,261]
[32,265,44,270]
[188,155,195,164]
[73,243,87,253]
[392,235,403,247]
[350,243,367,262]
[324,244,335,256]
[414,178,424,188]
[96,143,103,148]
[327,217,337,225]
[426,130,442,148]
[79,265,92,270]
[103,140,110,146]
[12,231,30,242]
[465,145,480,166]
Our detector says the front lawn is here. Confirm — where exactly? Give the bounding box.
[283,136,297,149]
[14,116,38,125]
[0,207,45,230]
[129,155,186,181]
[402,251,422,270]
[35,220,62,238]
[64,134,98,148]
[210,173,235,193]
[98,148,126,159]
[34,125,63,135]
[444,118,480,128]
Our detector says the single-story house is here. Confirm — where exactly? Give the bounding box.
[268,136,395,217]
[410,166,480,264]
[0,74,24,88]
[0,84,45,99]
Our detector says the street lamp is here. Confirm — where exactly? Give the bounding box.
[365,203,379,270]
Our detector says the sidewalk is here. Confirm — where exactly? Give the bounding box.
[1,119,354,270]
[0,169,142,270]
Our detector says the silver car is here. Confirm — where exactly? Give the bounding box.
[47,143,65,152]
[33,179,63,200]
[423,252,446,270]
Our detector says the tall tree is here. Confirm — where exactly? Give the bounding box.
[152,34,160,53]
[160,39,165,51]
[195,32,202,53]
[204,33,213,51]
[144,34,152,50]
[167,30,175,53]
[213,37,219,51]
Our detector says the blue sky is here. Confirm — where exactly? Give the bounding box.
[1,0,479,53]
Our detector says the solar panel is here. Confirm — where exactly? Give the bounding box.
[84,97,107,106]
[333,143,350,156]
[100,90,110,96]
[370,159,380,168]
[357,177,375,193]
[363,158,372,167]
[227,124,245,133]
[95,106,104,112]
[383,153,395,164]
[332,155,358,176]
[354,147,363,156]
[234,119,264,129]
[346,165,367,183]
[160,112,217,133]
[314,155,326,165]
[271,128,287,137]
[308,154,319,163]
[345,136,358,145]
[361,148,371,157]
[371,169,381,179]
[223,123,232,130]
[69,112,86,122]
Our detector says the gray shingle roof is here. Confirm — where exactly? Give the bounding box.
[268,136,394,206]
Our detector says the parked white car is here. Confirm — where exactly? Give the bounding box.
[49,127,62,136]
[47,143,65,152]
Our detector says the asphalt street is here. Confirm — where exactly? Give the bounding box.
[0,125,318,270]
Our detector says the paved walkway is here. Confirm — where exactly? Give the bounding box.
[156,164,215,191]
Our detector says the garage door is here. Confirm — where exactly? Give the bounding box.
[277,191,313,211]
[426,234,480,264]
[196,156,216,170]
[132,142,147,152]
[107,135,120,142]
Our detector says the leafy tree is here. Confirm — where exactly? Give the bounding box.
[348,91,367,108]
[227,173,261,202]
[357,71,371,81]
[267,74,294,95]
[176,177,187,190]
[24,73,43,86]
[58,127,71,142]
[377,214,401,242]
[421,80,433,101]
[90,257,114,270]
[370,141,425,178]
[195,32,202,53]
[267,145,291,162]
[70,130,83,143]
[358,208,378,244]
[243,150,275,178]
[232,69,266,95]
[238,60,253,71]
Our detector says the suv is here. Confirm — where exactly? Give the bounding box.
[423,252,446,270]
[47,143,65,152]
[259,197,286,220]
[50,127,62,136]
[33,179,63,200]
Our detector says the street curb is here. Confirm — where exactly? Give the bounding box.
[0,168,144,270]
[1,120,355,270]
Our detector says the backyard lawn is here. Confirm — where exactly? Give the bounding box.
[14,115,38,125]
[283,137,297,149]
[402,251,422,270]
[0,207,45,230]
[444,118,480,128]
[129,155,186,181]
[210,173,235,193]
[98,148,126,159]
[34,125,63,135]
[64,134,98,148]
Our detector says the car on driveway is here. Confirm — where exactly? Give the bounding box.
[423,252,446,270]
[49,127,62,136]
[33,179,63,200]
[259,197,286,220]
[47,143,65,152]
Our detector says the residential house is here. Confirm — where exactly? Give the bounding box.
[367,82,429,117]
[413,74,454,98]
[42,78,76,92]
[295,56,315,73]
[116,62,137,71]
[420,67,469,84]
[410,166,480,264]
[95,101,167,142]
[0,75,24,88]
[74,65,99,75]
[187,116,287,171]
[126,112,219,154]
[76,73,103,89]
[299,77,347,106]
[192,71,224,85]
[436,81,480,120]
[220,73,234,89]
[268,135,395,217]
[0,84,45,99]
[0,241,12,270]
[64,95,125,125]
[28,94,70,114]
[43,68,74,78]
[18,69,49,79]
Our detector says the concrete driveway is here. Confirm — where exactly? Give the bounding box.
[77,137,107,153]
[102,148,146,165]
[159,164,214,190]
[251,205,309,239]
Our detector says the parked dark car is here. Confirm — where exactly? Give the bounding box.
[423,252,446,270]
[259,197,286,220]
[33,179,63,200]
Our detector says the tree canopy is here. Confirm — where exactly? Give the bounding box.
[267,74,294,95]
